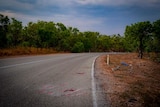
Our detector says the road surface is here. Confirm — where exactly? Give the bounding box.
[0,53,105,107]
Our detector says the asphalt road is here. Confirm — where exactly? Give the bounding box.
[0,53,105,107]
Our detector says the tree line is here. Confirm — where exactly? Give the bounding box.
[0,14,125,52]
[0,14,160,58]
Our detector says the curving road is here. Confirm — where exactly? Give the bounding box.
[0,53,105,107]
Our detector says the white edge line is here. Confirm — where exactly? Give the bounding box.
[92,56,98,107]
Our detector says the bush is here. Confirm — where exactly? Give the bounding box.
[71,42,84,53]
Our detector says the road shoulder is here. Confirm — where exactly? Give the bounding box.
[95,53,160,107]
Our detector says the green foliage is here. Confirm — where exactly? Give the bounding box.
[97,35,111,52]
[152,19,160,52]
[125,21,152,58]
[0,14,10,48]
[110,34,125,52]
[153,19,160,39]
[83,31,99,51]
[71,42,84,53]
[8,18,23,46]
[1,13,160,54]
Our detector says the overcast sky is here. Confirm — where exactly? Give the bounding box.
[0,0,160,35]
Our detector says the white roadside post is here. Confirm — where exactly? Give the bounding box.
[107,55,109,65]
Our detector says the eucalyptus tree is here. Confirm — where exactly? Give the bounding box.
[97,35,111,52]
[153,19,160,52]
[125,21,152,58]
[8,18,22,47]
[0,14,10,48]
[83,31,99,51]
[25,22,39,47]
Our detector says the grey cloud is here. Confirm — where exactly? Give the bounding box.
[76,0,160,7]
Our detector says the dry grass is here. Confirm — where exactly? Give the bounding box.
[96,53,160,107]
[0,47,58,57]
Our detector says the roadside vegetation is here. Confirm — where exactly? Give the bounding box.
[96,53,160,107]
[0,14,160,60]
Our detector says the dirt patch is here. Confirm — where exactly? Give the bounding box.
[95,53,160,107]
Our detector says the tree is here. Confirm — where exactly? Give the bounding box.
[97,35,111,52]
[0,14,10,48]
[83,31,99,51]
[71,42,84,53]
[25,22,41,47]
[56,23,67,31]
[153,19,160,52]
[110,34,125,52]
[125,21,152,58]
[72,28,79,36]
[82,37,92,52]
[8,18,22,46]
